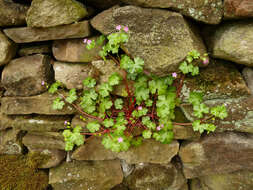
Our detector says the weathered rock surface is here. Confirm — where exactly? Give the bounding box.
[49,160,123,190]
[179,132,253,178]
[181,96,253,134]
[0,31,17,65]
[180,60,250,102]
[117,139,179,164]
[0,0,29,27]
[26,0,87,28]
[91,6,206,76]
[53,61,96,90]
[71,137,116,160]
[22,132,65,150]
[18,42,52,56]
[0,129,23,154]
[1,91,75,115]
[2,54,54,96]
[121,0,223,24]
[243,67,253,95]
[224,0,253,18]
[29,148,66,168]
[53,36,103,62]
[125,163,187,190]
[4,21,91,43]
[204,21,253,67]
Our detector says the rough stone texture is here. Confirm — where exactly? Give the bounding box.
[3,20,91,43]
[29,148,66,168]
[181,96,253,134]
[91,6,206,76]
[194,170,253,190]
[53,61,97,90]
[53,36,104,62]
[0,0,29,27]
[18,42,52,56]
[117,139,179,164]
[204,21,253,67]
[0,129,23,155]
[224,0,253,18]
[2,54,54,96]
[22,132,65,150]
[121,0,223,24]
[243,67,253,95]
[2,115,72,132]
[49,160,123,190]
[86,0,119,9]
[26,0,87,28]
[1,91,75,115]
[0,31,17,66]
[111,184,129,190]
[71,137,116,160]
[190,179,203,190]
[180,59,251,102]
[125,163,187,190]
[179,132,253,179]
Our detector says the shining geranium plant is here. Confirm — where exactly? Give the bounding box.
[48,25,228,152]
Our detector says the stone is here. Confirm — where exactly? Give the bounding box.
[120,159,135,177]
[204,20,253,67]
[29,148,66,168]
[1,54,54,96]
[190,179,203,190]
[71,137,116,161]
[3,20,91,43]
[53,61,97,90]
[0,31,17,66]
[85,0,119,9]
[180,59,251,102]
[120,0,223,24]
[49,160,123,190]
[0,0,29,27]
[3,115,72,132]
[18,42,52,56]
[117,139,179,164]
[26,0,87,28]
[0,129,23,155]
[181,96,253,134]
[179,132,253,178]
[91,6,206,76]
[53,36,104,62]
[125,163,187,190]
[111,184,129,190]
[1,91,76,115]
[22,132,65,150]
[243,67,253,95]
[224,0,253,18]
[0,112,13,131]
[194,170,253,190]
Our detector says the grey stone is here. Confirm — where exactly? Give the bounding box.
[242,67,253,95]
[18,42,52,56]
[26,0,88,28]
[4,20,91,43]
[1,54,54,96]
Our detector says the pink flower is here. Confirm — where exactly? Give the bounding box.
[41,81,45,86]
[87,40,92,45]
[172,72,177,78]
[124,26,129,32]
[118,137,123,143]
[156,126,161,131]
[64,121,68,125]
[137,106,143,111]
[160,124,164,128]
[83,39,87,43]
[116,25,121,31]
[203,58,209,65]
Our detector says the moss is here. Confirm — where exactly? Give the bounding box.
[0,153,49,190]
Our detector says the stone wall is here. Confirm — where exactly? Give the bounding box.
[0,0,253,189]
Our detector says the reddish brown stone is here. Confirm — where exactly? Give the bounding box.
[224,0,253,18]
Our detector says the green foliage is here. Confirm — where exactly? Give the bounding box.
[211,105,228,119]
[109,72,122,86]
[52,97,65,110]
[83,77,96,88]
[192,120,216,134]
[48,80,62,94]
[63,125,85,151]
[87,121,101,133]
[66,88,77,104]
[115,98,123,109]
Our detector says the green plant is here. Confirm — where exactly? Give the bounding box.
[48,25,228,152]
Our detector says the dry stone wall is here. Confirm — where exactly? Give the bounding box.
[0,0,253,189]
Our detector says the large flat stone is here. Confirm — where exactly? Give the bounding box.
[121,0,223,24]
[204,20,253,67]
[26,0,88,28]
[2,54,54,96]
[0,31,17,66]
[179,132,253,178]
[1,92,75,115]
[53,36,103,62]
[3,21,91,43]
[91,6,206,76]
[18,42,52,56]
[224,0,253,19]
[49,160,123,190]
[0,0,29,27]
